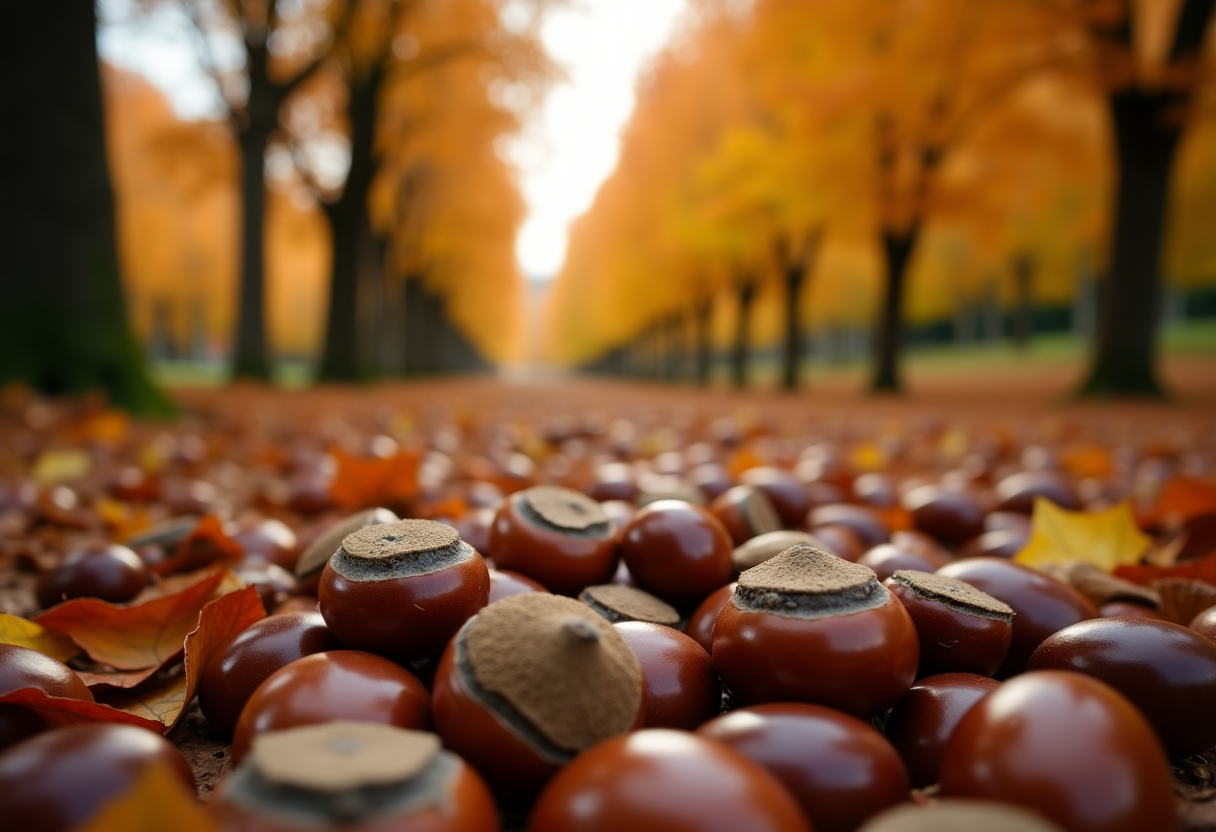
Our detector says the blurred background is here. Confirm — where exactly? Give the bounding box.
[2,0,1214,411]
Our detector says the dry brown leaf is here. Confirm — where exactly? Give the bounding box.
[153,514,243,576]
[33,569,240,670]
[1141,477,1216,529]
[99,586,265,731]
[328,448,421,509]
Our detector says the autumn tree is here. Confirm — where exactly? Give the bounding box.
[1079,0,1215,396]
[0,1,173,414]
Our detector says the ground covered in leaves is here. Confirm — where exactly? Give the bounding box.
[2,369,1216,830]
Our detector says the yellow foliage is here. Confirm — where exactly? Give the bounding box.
[1015,499,1151,572]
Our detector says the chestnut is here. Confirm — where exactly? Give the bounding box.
[1027,616,1216,757]
[620,499,734,607]
[994,470,1079,513]
[713,545,919,718]
[232,518,298,570]
[232,650,431,763]
[808,504,890,548]
[36,543,149,608]
[901,484,984,544]
[488,486,618,595]
[809,522,866,561]
[732,530,824,574]
[858,542,947,582]
[697,702,909,832]
[319,519,489,663]
[940,670,1176,832]
[1099,601,1167,620]
[488,567,548,603]
[454,506,497,558]
[526,730,811,832]
[0,724,194,832]
[294,507,399,590]
[739,467,812,528]
[614,621,720,730]
[884,570,1013,678]
[0,644,94,751]
[685,581,736,655]
[431,593,642,802]
[709,485,783,546]
[883,672,999,788]
[957,528,1028,560]
[198,611,344,738]
[1190,604,1216,643]
[209,723,498,832]
[579,584,679,626]
[936,557,1096,678]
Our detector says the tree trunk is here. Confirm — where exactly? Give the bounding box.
[231,41,276,381]
[1079,0,1213,396]
[318,67,382,382]
[0,0,172,414]
[666,314,683,381]
[871,230,915,393]
[782,265,807,391]
[732,282,757,389]
[695,297,713,387]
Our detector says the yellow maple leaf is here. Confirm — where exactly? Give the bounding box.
[0,614,80,662]
[72,763,219,832]
[1015,498,1151,572]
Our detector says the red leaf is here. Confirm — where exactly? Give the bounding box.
[0,687,162,733]
[1114,551,1216,586]
[153,514,243,576]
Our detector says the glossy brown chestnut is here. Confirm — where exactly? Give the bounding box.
[488,567,548,603]
[613,621,721,730]
[488,486,618,595]
[733,530,824,575]
[709,485,783,546]
[431,594,644,804]
[526,730,811,832]
[883,672,999,788]
[808,504,890,548]
[901,485,985,545]
[739,467,812,528]
[319,520,489,662]
[854,472,898,508]
[232,518,299,570]
[809,522,865,561]
[1099,601,1167,620]
[0,724,195,832]
[714,545,919,718]
[620,499,734,607]
[936,557,1096,678]
[454,507,497,559]
[995,470,1080,514]
[940,670,1177,832]
[956,528,1028,560]
[232,650,431,763]
[0,644,95,751]
[1191,605,1216,643]
[686,581,736,655]
[859,800,1067,832]
[858,543,947,583]
[884,570,1013,678]
[36,543,150,607]
[209,723,498,832]
[294,507,400,590]
[198,611,344,738]
[1027,617,1216,757]
[698,702,909,832]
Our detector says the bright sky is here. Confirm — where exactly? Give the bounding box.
[96,0,689,281]
[510,0,688,279]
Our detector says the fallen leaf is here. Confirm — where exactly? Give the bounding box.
[95,498,154,543]
[328,448,421,509]
[63,409,131,445]
[1114,551,1216,587]
[1060,444,1114,480]
[72,761,219,832]
[875,505,914,533]
[34,569,240,670]
[1015,498,1151,572]
[131,565,244,604]
[1141,477,1216,529]
[32,449,92,485]
[0,613,81,662]
[153,514,243,576]
[76,666,164,692]
[0,687,162,733]
[100,586,265,731]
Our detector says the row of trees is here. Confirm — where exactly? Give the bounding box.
[544,0,1216,395]
[2,0,554,411]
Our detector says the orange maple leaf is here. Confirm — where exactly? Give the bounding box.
[328,448,421,510]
